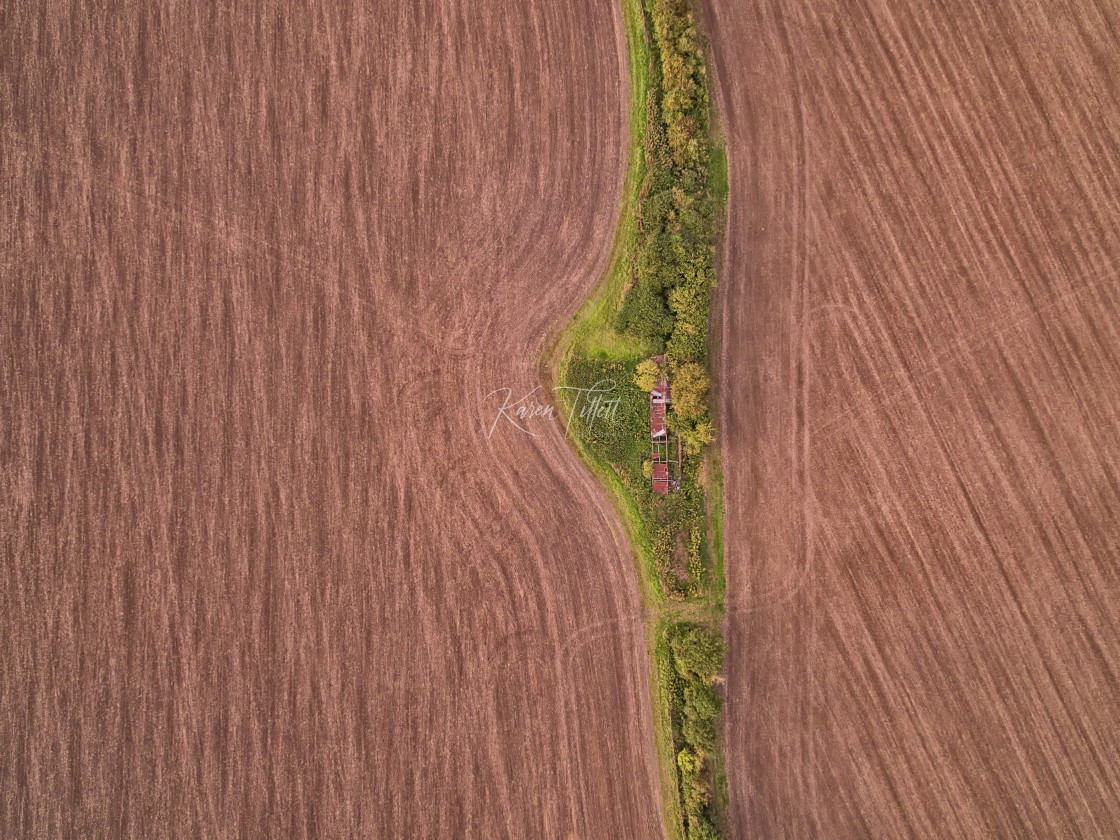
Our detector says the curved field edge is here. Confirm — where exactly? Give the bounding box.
[539,0,729,836]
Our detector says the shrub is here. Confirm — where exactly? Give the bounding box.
[616,281,674,339]
[685,681,721,722]
[679,417,714,456]
[634,359,664,392]
[681,681,722,752]
[617,0,717,423]
[682,713,717,753]
[678,747,710,813]
[670,625,726,682]
[671,362,710,419]
[687,815,723,840]
[677,747,702,777]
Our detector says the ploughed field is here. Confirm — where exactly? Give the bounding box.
[1,1,665,836]
[705,0,1120,837]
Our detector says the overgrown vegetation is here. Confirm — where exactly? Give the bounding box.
[543,0,727,836]
[617,0,719,461]
[566,357,710,599]
[666,623,727,839]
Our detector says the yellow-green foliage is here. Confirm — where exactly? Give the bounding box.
[555,1,728,836]
[670,624,726,683]
[650,0,709,170]
[668,361,713,456]
[616,0,720,466]
[671,362,710,419]
[668,623,727,838]
[679,418,714,456]
[635,358,665,391]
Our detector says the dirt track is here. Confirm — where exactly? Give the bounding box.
[705,0,1120,836]
[1,2,665,836]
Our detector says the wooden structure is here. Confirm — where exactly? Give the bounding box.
[649,375,676,495]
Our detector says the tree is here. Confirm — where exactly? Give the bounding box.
[670,625,726,682]
[677,747,702,777]
[671,362,709,419]
[634,359,664,392]
[683,713,717,753]
[684,681,722,722]
[679,417,714,455]
[677,747,710,817]
[682,681,722,752]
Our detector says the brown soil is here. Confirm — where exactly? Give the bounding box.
[0,2,664,837]
[704,0,1120,837]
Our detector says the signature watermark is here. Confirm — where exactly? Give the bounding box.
[486,379,622,439]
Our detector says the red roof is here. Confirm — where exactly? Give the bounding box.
[650,372,672,494]
[650,401,667,438]
[650,379,670,438]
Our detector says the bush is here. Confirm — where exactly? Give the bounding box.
[650,0,710,172]
[678,417,714,456]
[634,359,664,392]
[682,713,717,754]
[678,747,710,814]
[671,362,710,419]
[616,281,674,339]
[617,0,717,407]
[687,815,723,840]
[684,680,722,722]
[670,625,726,682]
[669,623,727,837]
[682,681,722,752]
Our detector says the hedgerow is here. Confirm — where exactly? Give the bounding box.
[616,0,719,459]
[667,623,727,838]
[553,0,728,835]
